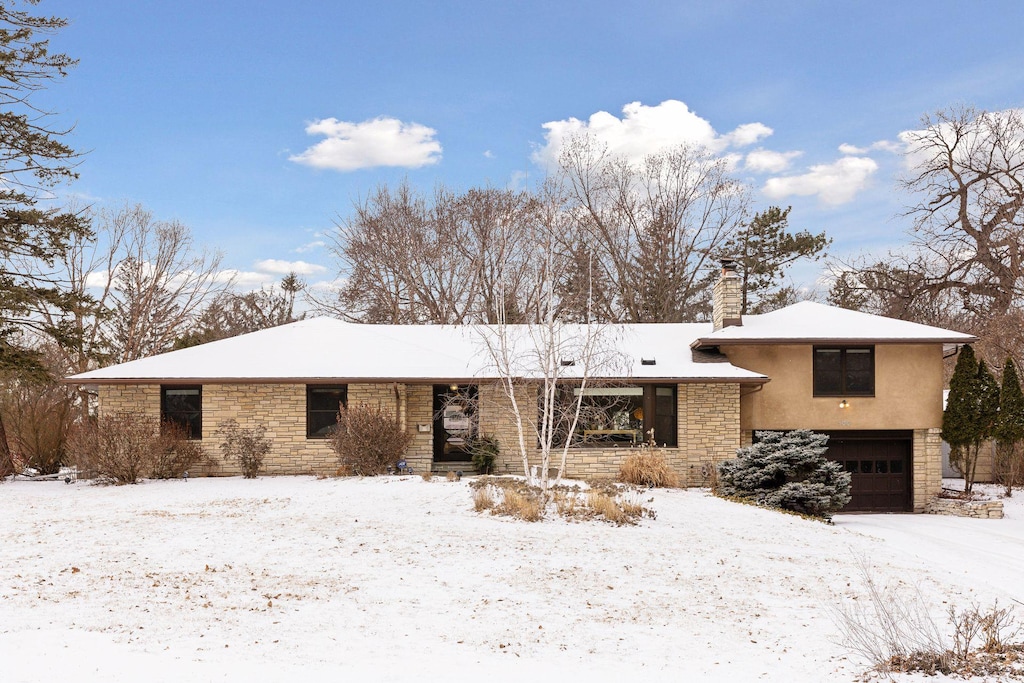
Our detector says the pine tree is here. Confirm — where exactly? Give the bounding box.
[718,206,830,315]
[994,357,1024,495]
[717,430,851,518]
[0,2,88,477]
[943,346,1000,494]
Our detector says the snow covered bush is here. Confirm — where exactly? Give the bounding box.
[717,430,851,518]
[330,403,412,476]
[67,411,161,484]
[216,419,271,479]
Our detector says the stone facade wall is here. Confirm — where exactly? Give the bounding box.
[478,381,741,483]
[200,384,335,476]
[98,384,161,421]
[95,380,746,483]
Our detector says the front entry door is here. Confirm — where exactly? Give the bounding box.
[433,385,478,462]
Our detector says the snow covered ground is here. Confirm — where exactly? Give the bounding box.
[1,476,1021,682]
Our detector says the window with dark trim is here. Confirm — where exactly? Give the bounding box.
[161,385,202,439]
[813,347,874,396]
[307,385,347,438]
[548,384,677,448]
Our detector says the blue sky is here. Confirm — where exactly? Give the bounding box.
[41,0,1024,293]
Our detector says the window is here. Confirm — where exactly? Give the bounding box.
[813,347,874,396]
[307,385,347,438]
[161,386,202,439]
[550,384,677,448]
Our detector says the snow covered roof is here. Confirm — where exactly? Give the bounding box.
[693,301,977,347]
[67,317,768,384]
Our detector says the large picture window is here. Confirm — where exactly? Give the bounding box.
[307,385,347,438]
[813,347,874,396]
[551,384,677,448]
[161,386,202,439]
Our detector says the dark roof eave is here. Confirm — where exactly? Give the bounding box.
[65,375,770,386]
[691,336,979,349]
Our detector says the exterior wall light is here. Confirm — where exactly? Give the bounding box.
[838,399,849,409]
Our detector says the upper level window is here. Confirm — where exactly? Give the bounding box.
[307,385,347,438]
[161,386,202,439]
[813,347,874,396]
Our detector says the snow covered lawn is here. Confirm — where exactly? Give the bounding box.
[2,476,1022,682]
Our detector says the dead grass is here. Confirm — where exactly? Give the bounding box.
[446,470,457,482]
[473,487,494,512]
[494,489,544,522]
[420,471,433,482]
[618,450,680,488]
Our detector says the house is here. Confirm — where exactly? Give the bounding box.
[66,263,976,513]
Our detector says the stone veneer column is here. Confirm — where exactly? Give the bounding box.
[913,427,942,512]
[677,383,741,486]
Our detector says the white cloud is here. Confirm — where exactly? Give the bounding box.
[532,99,773,168]
[294,240,327,254]
[762,156,879,205]
[744,148,802,173]
[214,269,271,288]
[290,116,442,171]
[838,143,867,155]
[483,150,495,159]
[253,259,327,276]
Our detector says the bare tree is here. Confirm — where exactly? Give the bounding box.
[476,179,624,496]
[28,202,230,367]
[176,273,306,348]
[100,204,228,362]
[559,134,749,323]
[900,105,1024,318]
[829,105,1024,366]
[315,182,551,324]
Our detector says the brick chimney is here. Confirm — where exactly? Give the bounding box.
[712,258,742,330]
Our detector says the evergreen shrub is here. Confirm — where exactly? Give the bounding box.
[717,429,851,518]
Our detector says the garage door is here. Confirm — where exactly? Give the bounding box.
[825,431,912,512]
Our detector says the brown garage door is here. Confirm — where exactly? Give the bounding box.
[825,431,912,512]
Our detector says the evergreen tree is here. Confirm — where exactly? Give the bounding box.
[718,206,830,315]
[0,2,88,477]
[943,346,1000,494]
[994,357,1024,495]
[717,430,851,519]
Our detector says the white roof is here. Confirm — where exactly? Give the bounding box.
[68,317,767,384]
[694,301,977,346]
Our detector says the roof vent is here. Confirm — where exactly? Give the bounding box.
[641,358,656,366]
[560,359,575,367]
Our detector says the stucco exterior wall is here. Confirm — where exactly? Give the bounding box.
[723,344,944,432]
[722,343,946,511]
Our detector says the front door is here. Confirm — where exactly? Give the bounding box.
[433,385,478,462]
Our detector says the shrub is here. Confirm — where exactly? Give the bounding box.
[330,404,412,476]
[618,448,680,487]
[67,412,160,485]
[151,421,208,479]
[216,419,271,478]
[717,429,851,518]
[0,375,76,476]
[465,435,499,474]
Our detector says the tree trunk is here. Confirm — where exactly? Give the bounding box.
[0,412,15,479]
